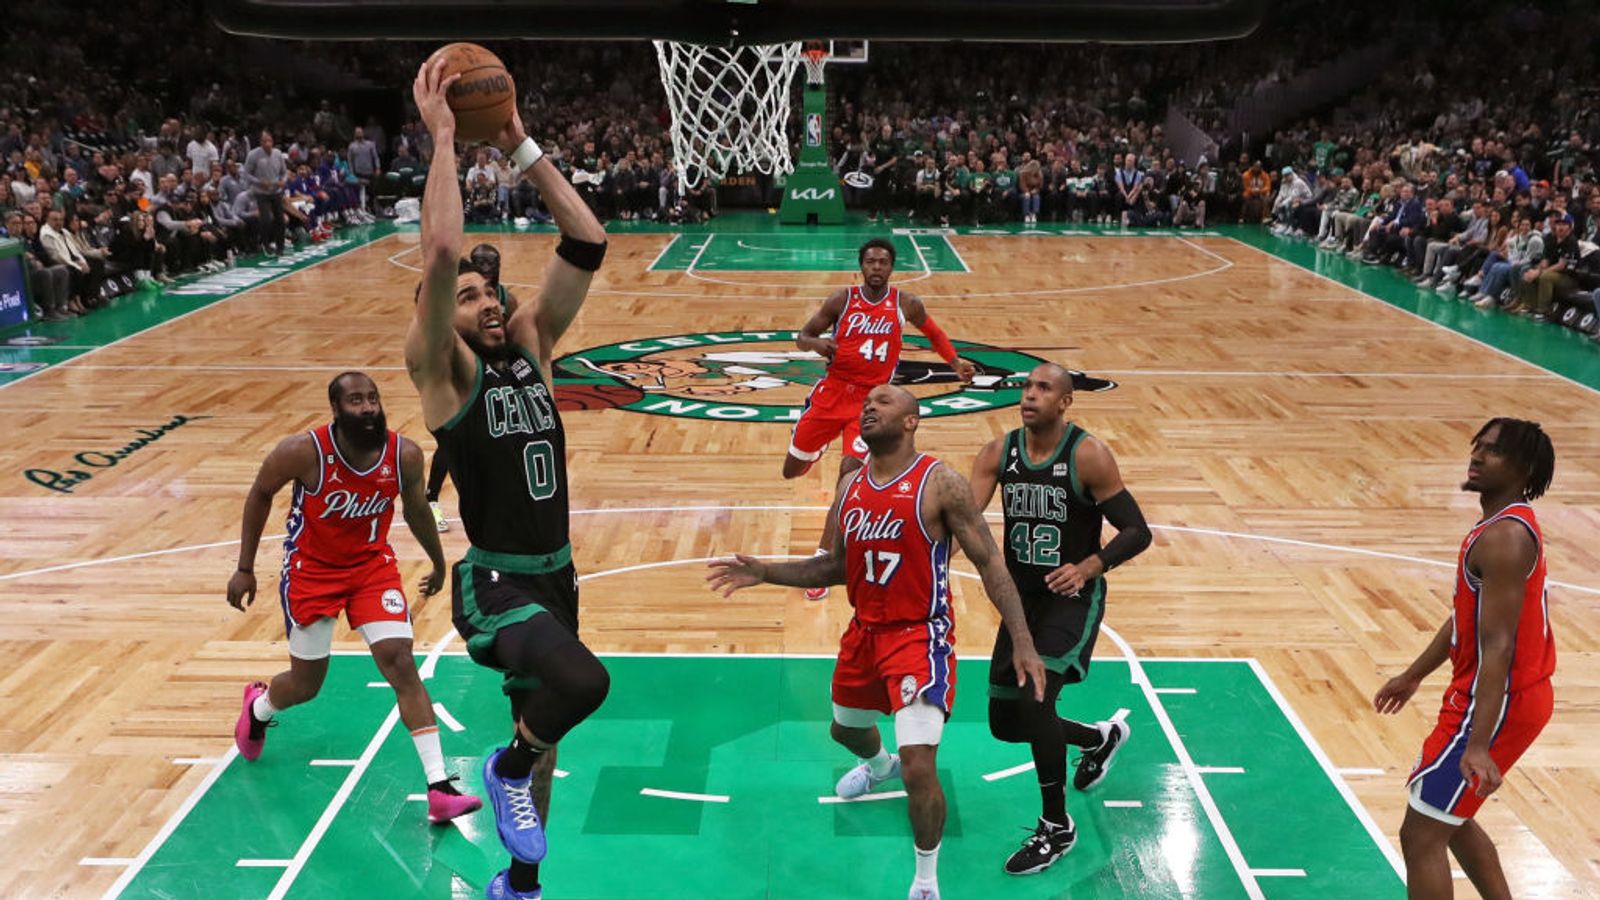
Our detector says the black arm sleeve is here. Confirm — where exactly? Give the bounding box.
[1094,489,1152,572]
[555,234,607,272]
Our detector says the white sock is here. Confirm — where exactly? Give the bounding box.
[865,747,895,779]
[813,548,828,557]
[914,843,939,882]
[252,692,278,722]
[412,726,447,785]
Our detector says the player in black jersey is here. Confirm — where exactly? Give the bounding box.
[970,362,1152,876]
[424,242,520,534]
[409,60,609,900]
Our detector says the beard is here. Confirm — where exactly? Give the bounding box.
[336,409,387,453]
[461,328,512,366]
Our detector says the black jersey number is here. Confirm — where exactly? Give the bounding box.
[522,440,559,500]
[1008,522,1061,567]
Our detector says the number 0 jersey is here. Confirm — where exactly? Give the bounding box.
[827,285,904,388]
[284,423,401,568]
[839,453,951,629]
[431,349,570,560]
[997,426,1104,598]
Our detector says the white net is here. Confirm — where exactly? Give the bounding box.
[653,40,804,191]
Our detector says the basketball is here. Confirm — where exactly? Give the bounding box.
[426,42,515,142]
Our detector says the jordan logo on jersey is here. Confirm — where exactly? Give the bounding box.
[319,489,393,520]
[842,506,907,543]
[839,311,896,338]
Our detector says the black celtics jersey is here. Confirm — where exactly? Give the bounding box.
[997,425,1103,597]
[432,349,569,558]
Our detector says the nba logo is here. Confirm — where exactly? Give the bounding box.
[806,113,821,147]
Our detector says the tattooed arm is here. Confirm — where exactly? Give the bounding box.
[930,462,1046,700]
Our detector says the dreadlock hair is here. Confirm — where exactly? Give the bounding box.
[1475,417,1555,500]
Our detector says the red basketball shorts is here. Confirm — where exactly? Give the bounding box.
[831,617,956,716]
[1405,678,1552,824]
[790,377,871,463]
[280,552,411,632]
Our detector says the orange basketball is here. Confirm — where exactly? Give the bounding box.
[426,43,515,143]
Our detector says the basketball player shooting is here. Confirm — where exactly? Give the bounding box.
[786,238,977,601]
[409,58,610,900]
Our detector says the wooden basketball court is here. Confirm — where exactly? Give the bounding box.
[1,222,1596,898]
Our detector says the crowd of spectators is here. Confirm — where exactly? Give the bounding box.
[2,0,1596,344]
[1238,5,1600,337]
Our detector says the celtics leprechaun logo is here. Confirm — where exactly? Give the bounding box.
[551,331,1115,420]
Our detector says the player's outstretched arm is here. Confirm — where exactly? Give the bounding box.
[1460,519,1537,797]
[708,472,850,595]
[900,292,974,382]
[932,464,1045,700]
[406,58,466,383]
[968,437,1004,512]
[796,289,849,361]
[501,113,607,374]
[228,435,315,611]
[1044,436,1151,597]
[396,438,446,598]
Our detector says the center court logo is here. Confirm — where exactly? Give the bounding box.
[550,331,1115,422]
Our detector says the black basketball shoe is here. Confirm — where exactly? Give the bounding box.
[1073,719,1130,791]
[1003,816,1077,875]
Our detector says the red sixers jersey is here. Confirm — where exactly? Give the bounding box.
[284,423,402,568]
[827,285,904,388]
[839,454,952,629]
[1449,503,1556,699]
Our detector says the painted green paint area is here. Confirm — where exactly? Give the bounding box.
[0,224,394,386]
[649,232,968,273]
[117,655,1400,899]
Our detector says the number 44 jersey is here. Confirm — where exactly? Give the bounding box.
[431,349,570,557]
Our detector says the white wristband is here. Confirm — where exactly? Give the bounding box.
[511,137,544,172]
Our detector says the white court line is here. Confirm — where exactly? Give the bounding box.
[366,681,388,688]
[1111,707,1131,722]
[263,631,456,900]
[1095,618,1265,900]
[1094,368,1557,380]
[639,788,730,804]
[1248,659,1406,877]
[1,232,394,393]
[818,790,907,804]
[936,234,971,273]
[171,757,223,766]
[684,235,933,288]
[1225,237,1600,399]
[405,793,427,802]
[920,234,1231,299]
[237,859,292,868]
[12,504,1596,596]
[1103,800,1144,808]
[309,759,359,767]
[982,760,1036,782]
[80,858,135,867]
[431,702,465,733]
[1337,768,1388,777]
[1153,688,1197,695]
[1250,868,1307,878]
[62,364,409,373]
[101,745,240,899]
[644,233,682,271]
[1195,766,1247,775]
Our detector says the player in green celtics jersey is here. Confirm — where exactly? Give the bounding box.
[970,362,1152,876]
[408,59,610,900]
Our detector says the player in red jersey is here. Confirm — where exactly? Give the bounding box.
[1374,417,1556,900]
[713,384,1045,900]
[787,238,977,602]
[225,371,481,824]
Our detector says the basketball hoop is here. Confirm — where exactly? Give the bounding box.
[653,40,804,191]
[801,42,829,86]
